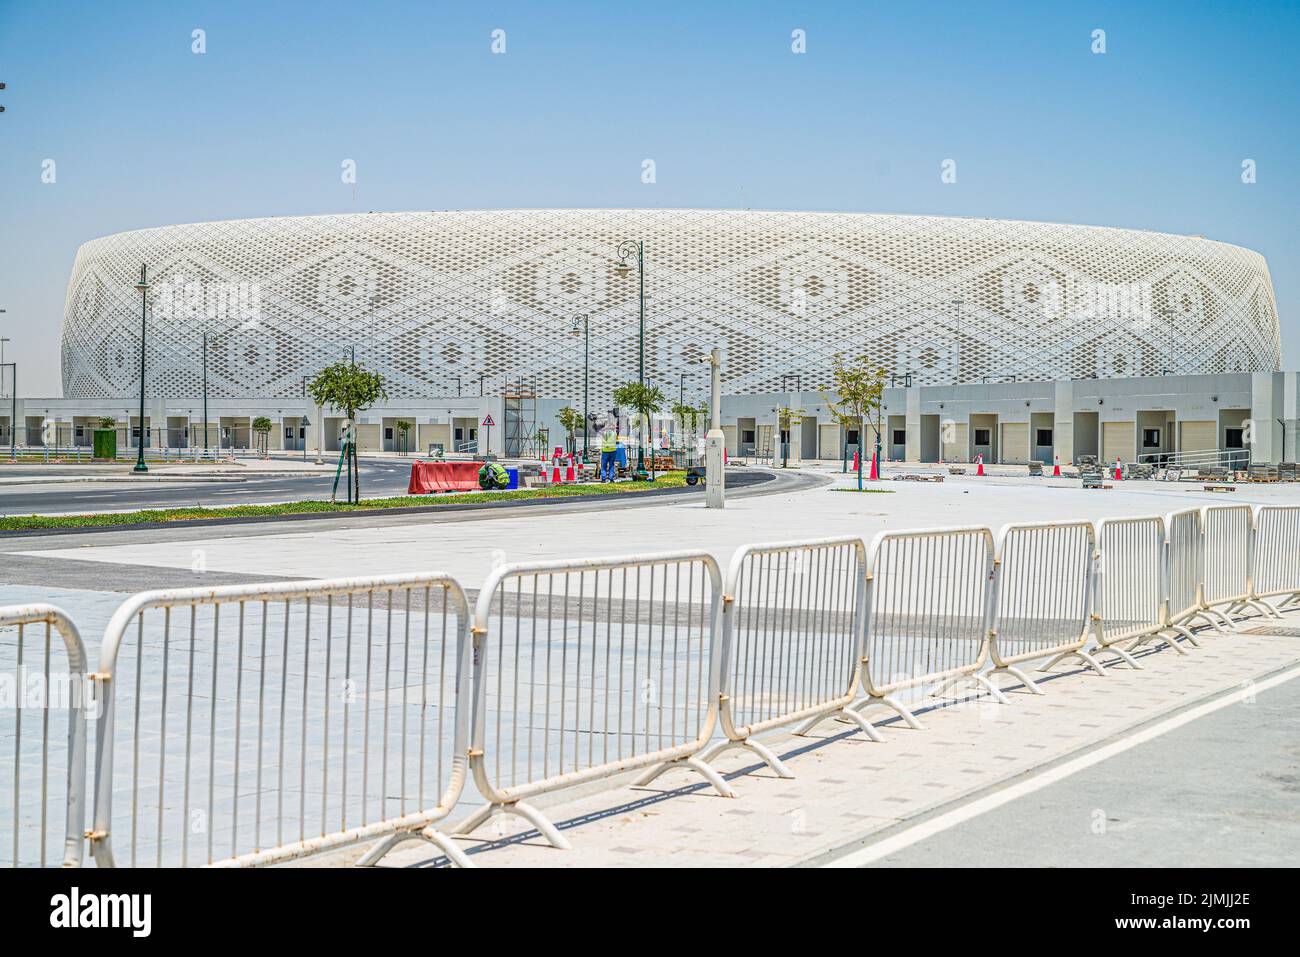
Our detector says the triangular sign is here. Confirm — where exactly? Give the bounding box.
[481,414,496,427]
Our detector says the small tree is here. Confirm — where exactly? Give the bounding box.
[97,416,116,429]
[822,352,887,490]
[252,416,273,456]
[612,381,666,478]
[307,360,388,501]
[394,419,413,455]
[556,407,585,455]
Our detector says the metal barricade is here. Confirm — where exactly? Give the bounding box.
[91,573,473,868]
[1163,508,1214,643]
[1093,516,1170,664]
[1,604,89,868]
[856,526,1001,731]
[1202,504,1274,624]
[1251,505,1300,610]
[991,521,1098,689]
[709,537,877,780]
[457,551,728,850]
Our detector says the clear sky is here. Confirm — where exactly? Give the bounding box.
[1,0,1297,396]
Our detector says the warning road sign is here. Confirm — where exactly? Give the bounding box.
[481,414,496,427]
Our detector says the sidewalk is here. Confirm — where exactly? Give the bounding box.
[350,615,1300,868]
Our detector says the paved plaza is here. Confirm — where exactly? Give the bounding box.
[3,464,1299,868]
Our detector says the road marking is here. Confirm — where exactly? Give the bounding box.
[823,661,1300,868]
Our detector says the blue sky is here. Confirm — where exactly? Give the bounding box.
[2,0,1297,395]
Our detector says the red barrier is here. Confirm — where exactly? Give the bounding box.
[408,460,483,494]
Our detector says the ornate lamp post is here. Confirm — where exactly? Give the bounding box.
[132,265,151,473]
[614,240,646,476]
[571,314,590,460]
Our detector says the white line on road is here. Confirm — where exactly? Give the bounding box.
[823,660,1300,868]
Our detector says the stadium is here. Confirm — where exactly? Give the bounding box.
[60,209,1282,401]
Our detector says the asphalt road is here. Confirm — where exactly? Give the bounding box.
[0,460,776,515]
[851,666,1300,867]
[0,459,415,514]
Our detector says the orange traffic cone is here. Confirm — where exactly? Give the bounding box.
[564,455,576,482]
[852,450,860,471]
[976,453,985,477]
[869,451,879,480]
[1053,455,1061,477]
[1114,458,1123,481]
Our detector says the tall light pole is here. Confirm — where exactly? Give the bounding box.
[133,265,151,473]
[201,332,209,452]
[614,239,646,476]
[571,314,590,459]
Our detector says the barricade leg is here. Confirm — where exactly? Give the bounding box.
[452,801,573,850]
[928,672,1011,705]
[357,827,474,868]
[633,755,738,798]
[701,738,796,778]
[1230,598,1282,620]
[1043,645,1136,672]
[987,664,1047,695]
[800,707,886,743]
[1163,623,1203,648]
[1128,631,1187,655]
[850,694,925,730]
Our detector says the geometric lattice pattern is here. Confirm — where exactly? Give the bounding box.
[62,209,1282,401]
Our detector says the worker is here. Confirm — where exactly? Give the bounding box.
[600,420,619,482]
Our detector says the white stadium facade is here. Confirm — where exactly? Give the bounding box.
[3,209,1295,465]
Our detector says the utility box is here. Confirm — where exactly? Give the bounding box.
[92,429,117,460]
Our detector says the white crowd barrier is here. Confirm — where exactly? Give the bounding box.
[1164,508,1210,634]
[1092,516,1172,665]
[1252,505,1300,610]
[858,526,1002,729]
[8,504,1300,867]
[712,537,878,779]
[992,521,1098,687]
[456,551,729,850]
[1201,504,1274,624]
[90,574,473,868]
[0,604,89,868]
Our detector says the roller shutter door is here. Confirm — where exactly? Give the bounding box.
[1101,421,1135,465]
[1001,423,1029,464]
[1179,420,1216,453]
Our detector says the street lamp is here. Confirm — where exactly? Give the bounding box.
[614,239,647,476]
[132,264,151,473]
[300,414,310,462]
[571,314,590,460]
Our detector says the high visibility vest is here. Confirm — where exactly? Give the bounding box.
[601,429,618,452]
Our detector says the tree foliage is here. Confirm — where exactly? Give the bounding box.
[252,416,273,433]
[556,406,585,448]
[821,352,888,487]
[307,361,388,419]
[613,381,665,418]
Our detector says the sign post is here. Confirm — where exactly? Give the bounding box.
[481,412,495,457]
